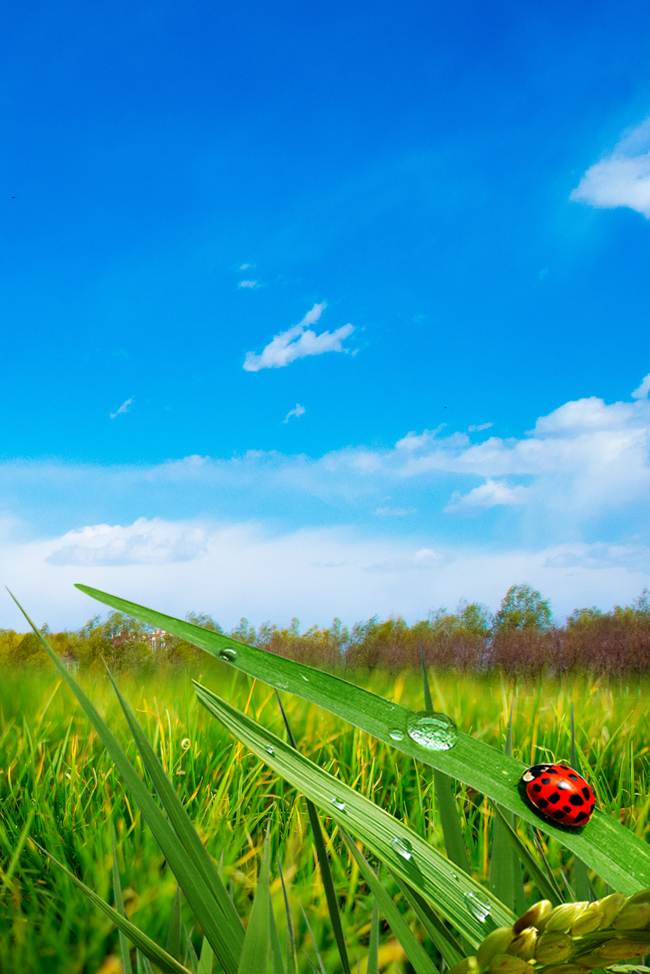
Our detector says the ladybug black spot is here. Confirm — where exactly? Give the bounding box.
[568,773,579,780]
[547,792,561,804]
[552,809,565,819]
[536,797,548,808]
[574,811,588,823]
[581,787,591,799]
[562,805,572,814]
[532,783,542,793]
[541,777,551,785]
[569,794,585,806]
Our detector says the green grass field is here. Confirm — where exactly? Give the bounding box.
[1,661,649,973]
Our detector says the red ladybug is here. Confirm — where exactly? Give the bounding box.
[521,763,596,826]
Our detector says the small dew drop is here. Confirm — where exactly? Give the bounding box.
[391,837,413,861]
[301,675,309,682]
[180,738,191,750]
[389,728,405,741]
[218,647,238,663]
[406,711,458,751]
[450,871,458,880]
[464,892,490,922]
[502,769,509,775]
[265,745,274,755]
[330,797,346,811]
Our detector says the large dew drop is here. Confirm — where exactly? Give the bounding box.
[464,892,490,922]
[406,711,458,751]
[389,728,405,741]
[218,647,238,663]
[330,797,347,811]
[265,745,274,755]
[391,837,413,861]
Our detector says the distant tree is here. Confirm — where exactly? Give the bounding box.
[185,611,222,632]
[494,584,552,633]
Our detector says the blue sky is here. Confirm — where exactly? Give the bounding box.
[2,0,650,629]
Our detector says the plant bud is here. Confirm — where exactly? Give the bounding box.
[570,901,604,936]
[514,901,553,935]
[597,938,650,961]
[487,953,532,974]
[574,952,612,969]
[597,891,626,929]
[535,933,574,965]
[613,902,650,930]
[545,903,589,933]
[624,888,650,907]
[477,927,516,968]
[542,966,592,974]
[448,957,480,974]
[507,928,537,961]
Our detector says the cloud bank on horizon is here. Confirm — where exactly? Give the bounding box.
[1,373,649,631]
[243,303,355,371]
[571,118,650,218]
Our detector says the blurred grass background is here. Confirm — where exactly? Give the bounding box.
[1,663,649,973]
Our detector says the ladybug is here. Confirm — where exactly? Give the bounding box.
[521,763,596,826]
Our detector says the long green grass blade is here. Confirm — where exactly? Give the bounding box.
[490,704,524,914]
[112,831,134,974]
[492,804,563,906]
[367,890,380,974]
[197,938,214,974]
[0,807,34,896]
[76,586,649,893]
[137,950,155,974]
[278,857,298,974]
[35,842,192,974]
[9,592,241,974]
[167,885,182,961]
[391,875,464,968]
[194,680,516,946]
[237,826,271,974]
[340,828,438,973]
[571,703,591,901]
[269,889,285,974]
[276,691,351,973]
[104,664,244,945]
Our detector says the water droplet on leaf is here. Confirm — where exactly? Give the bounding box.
[389,728,405,741]
[265,745,274,755]
[464,892,490,922]
[406,711,458,751]
[301,674,309,681]
[330,797,346,811]
[391,837,413,861]
[218,647,237,663]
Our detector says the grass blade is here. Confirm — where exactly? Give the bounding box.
[572,703,591,901]
[278,857,298,974]
[489,703,524,914]
[76,585,650,894]
[8,592,241,974]
[269,888,285,974]
[194,679,516,947]
[391,875,464,968]
[340,828,438,973]
[112,830,134,974]
[167,885,182,961]
[0,807,34,897]
[276,691,351,973]
[197,938,214,974]
[237,825,271,974]
[492,804,563,906]
[300,903,327,974]
[35,841,192,974]
[367,889,380,974]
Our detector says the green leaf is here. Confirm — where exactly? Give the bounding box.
[197,938,214,974]
[167,886,182,961]
[277,857,298,974]
[391,874,464,968]
[237,825,271,974]
[194,680,515,947]
[367,890,380,974]
[491,804,563,907]
[340,829,438,973]
[269,889,285,974]
[112,831,134,974]
[275,691,351,974]
[9,592,242,974]
[35,841,192,974]
[490,703,525,914]
[0,807,34,896]
[572,703,591,901]
[75,586,650,893]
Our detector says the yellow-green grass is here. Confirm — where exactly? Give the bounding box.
[1,662,649,973]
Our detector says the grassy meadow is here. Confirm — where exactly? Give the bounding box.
[1,659,649,973]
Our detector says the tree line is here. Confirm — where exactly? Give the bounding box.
[1,584,649,676]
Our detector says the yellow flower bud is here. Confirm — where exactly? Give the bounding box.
[613,902,650,930]
[507,928,538,961]
[514,901,553,935]
[487,953,532,974]
[597,891,626,929]
[597,938,650,961]
[448,957,480,974]
[545,903,589,933]
[574,952,611,969]
[477,928,516,968]
[570,901,604,936]
[624,888,650,907]
[536,933,574,965]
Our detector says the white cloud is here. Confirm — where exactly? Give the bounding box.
[375,506,414,516]
[239,263,254,270]
[632,372,650,400]
[570,118,650,218]
[283,403,306,424]
[110,398,133,419]
[238,280,260,289]
[468,422,493,432]
[243,303,354,372]
[45,519,208,567]
[444,480,530,512]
